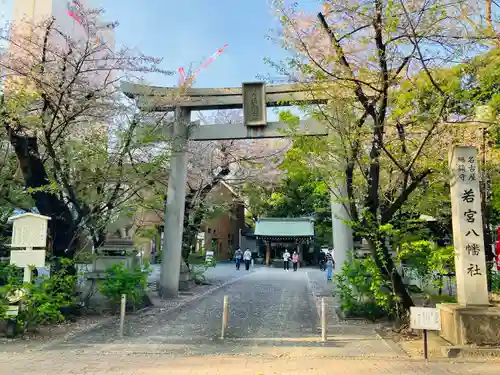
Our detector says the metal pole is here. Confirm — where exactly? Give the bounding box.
[423,329,428,360]
[119,294,126,337]
[160,107,191,298]
[321,297,327,342]
[221,295,229,339]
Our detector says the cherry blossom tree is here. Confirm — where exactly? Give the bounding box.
[270,0,498,311]
[0,3,173,258]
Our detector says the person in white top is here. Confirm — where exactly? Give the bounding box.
[243,248,252,271]
[283,250,291,271]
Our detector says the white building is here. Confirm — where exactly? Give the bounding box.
[9,0,115,88]
[11,0,114,44]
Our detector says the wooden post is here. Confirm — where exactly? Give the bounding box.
[321,297,327,342]
[221,295,229,339]
[297,243,302,269]
[119,294,126,337]
[266,242,271,266]
[23,267,32,284]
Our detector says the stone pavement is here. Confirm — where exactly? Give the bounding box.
[4,266,499,374]
[1,350,499,374]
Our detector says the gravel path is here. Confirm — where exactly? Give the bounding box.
[4,265,500,373]
[7,265,397,359]
[1,263,247,352]
[50,267,317,348]
[41,267,397,359]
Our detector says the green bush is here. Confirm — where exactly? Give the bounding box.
[187,253,206,265]
[190,264,210,285]
[0,261,21,286]
[333,254,394,321]
[188,252,216,268]
[428,294,456,304]
[397,241,455,290]
[0,259,78,333]
[100,263,151,306]
[492,271,500,292]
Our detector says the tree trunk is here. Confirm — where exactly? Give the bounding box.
[7,129,78,258]
[368,238,414,312]
[180,167,232,261]
[181,192,196,262]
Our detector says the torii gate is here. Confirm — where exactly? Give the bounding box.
[122,81,353,297]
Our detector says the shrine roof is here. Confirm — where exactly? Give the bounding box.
[7,212,51,223]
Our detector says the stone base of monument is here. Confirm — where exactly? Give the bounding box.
[179,262,195,291]
[437,303,500,346]
[442,345,500,358]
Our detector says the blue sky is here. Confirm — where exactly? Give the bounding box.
[97,0,294,88]
[96,0,320,89]
[1,0,320,119]
[92,0,319,120]
[1,0,320,88]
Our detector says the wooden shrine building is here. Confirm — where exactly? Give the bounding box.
[254,217,314,265]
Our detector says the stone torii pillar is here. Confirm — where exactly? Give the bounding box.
[160,107,191,297]
[122,81,336,297]
[330,180,353,269]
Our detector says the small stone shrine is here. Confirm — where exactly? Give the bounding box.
[179,260,194,291]
[83,235,143,310]
[92,237,139,276]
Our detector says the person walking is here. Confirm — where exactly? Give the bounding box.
[243,248,252,271]
[318,250,326,271]
[283,249,290,271]
[234,248,243,270]
[326,250,335,281]
[292,251,299,271]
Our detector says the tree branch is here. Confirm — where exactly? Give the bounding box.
[381,168,433,224]
[317,12,375,116]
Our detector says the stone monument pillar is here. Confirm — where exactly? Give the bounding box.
[449,146,489,306]
[438,146,500,347]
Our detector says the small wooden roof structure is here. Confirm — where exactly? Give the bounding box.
[254,217,314,242]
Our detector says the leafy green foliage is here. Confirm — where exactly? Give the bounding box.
[398,241,455,290]
[333,254,395,321]
[491,271,500,292]
[100,264,151,306]
[1,11,173,258]
[0,259,78,333]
